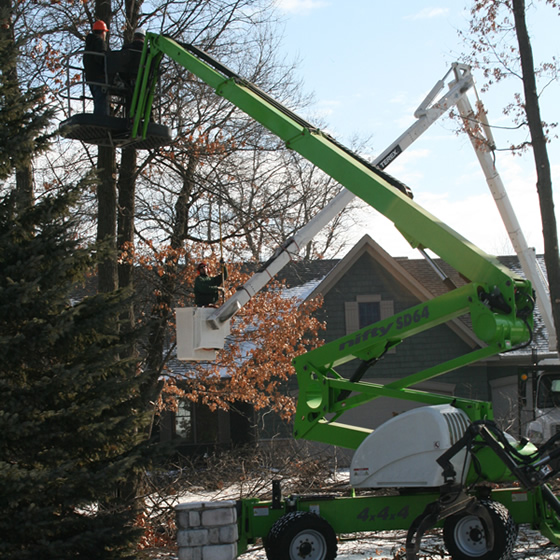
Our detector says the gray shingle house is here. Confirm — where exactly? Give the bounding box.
[162,234,553,453]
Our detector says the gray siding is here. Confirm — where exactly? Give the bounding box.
[318,253,489,401]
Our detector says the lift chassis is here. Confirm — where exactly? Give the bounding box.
[130,34,560,559]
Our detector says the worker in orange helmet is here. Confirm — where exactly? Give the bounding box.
[194,259,228,307]
[83,20,109,115]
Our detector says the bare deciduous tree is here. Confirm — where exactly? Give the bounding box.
[461,0,560,350]
[7,0,351,440]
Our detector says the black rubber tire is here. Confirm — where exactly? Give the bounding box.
[443,499,518,560]
[264,511,337,560]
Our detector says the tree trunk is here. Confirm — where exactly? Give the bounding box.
[116,147,138,367]
[124,0,142,38]
[95,0,112,28]
[0,0,34,211]
[172,154,199,249]
[97,146,118,293]
[512,0,560,352]
[118,145,137,324]
[15,159,33,212]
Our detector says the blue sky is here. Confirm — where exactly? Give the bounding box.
[273,0,560,258]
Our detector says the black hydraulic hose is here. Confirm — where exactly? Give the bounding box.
[535,431,560,458]
[337,356,381,402]
[502,291,535,354]
[476,420,535,464]
[325,135,414,199]
[439,418,560,512]
[541,484,560,518]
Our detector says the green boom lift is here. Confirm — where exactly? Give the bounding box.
[130,34,560,560]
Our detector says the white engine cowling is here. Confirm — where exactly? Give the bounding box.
[350,404,471,488]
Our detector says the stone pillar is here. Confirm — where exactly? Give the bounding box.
[175,500,238,560]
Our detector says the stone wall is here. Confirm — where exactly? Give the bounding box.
[175,501,238,560]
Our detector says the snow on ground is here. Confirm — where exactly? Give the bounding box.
[147,524,560,560]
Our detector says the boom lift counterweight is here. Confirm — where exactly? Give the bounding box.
[129,34,560,560]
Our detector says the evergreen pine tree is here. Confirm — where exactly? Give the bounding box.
[0,188,152,559]
[0,21,53,184]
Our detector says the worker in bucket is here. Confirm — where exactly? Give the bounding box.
[120,27,146,85]
[83,20,109,116]
[194,260,227,307]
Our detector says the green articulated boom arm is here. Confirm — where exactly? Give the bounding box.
[131,34,535,449]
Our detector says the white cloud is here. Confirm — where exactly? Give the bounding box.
[389,92,408,105]
[385,148,430,186]
[274,0,329,15]
[397,148,431,164]
[405,7,449,20]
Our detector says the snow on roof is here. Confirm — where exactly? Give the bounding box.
[281,276,326,301]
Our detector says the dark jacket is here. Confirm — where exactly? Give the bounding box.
[83,32,107,83]
[119,38,145,83]
[121,38,144,54]
[194,265,228,307]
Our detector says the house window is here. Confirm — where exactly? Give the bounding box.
[175,400,194,442]
[345,295,393,333]
[345,295,395,352]
[358,300,381,327]
[174,400,219,444]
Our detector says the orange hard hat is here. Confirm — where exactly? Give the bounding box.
[93,20,108,32]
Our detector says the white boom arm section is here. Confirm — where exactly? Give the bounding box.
[453,93,556,350]
[176,64,477,360]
